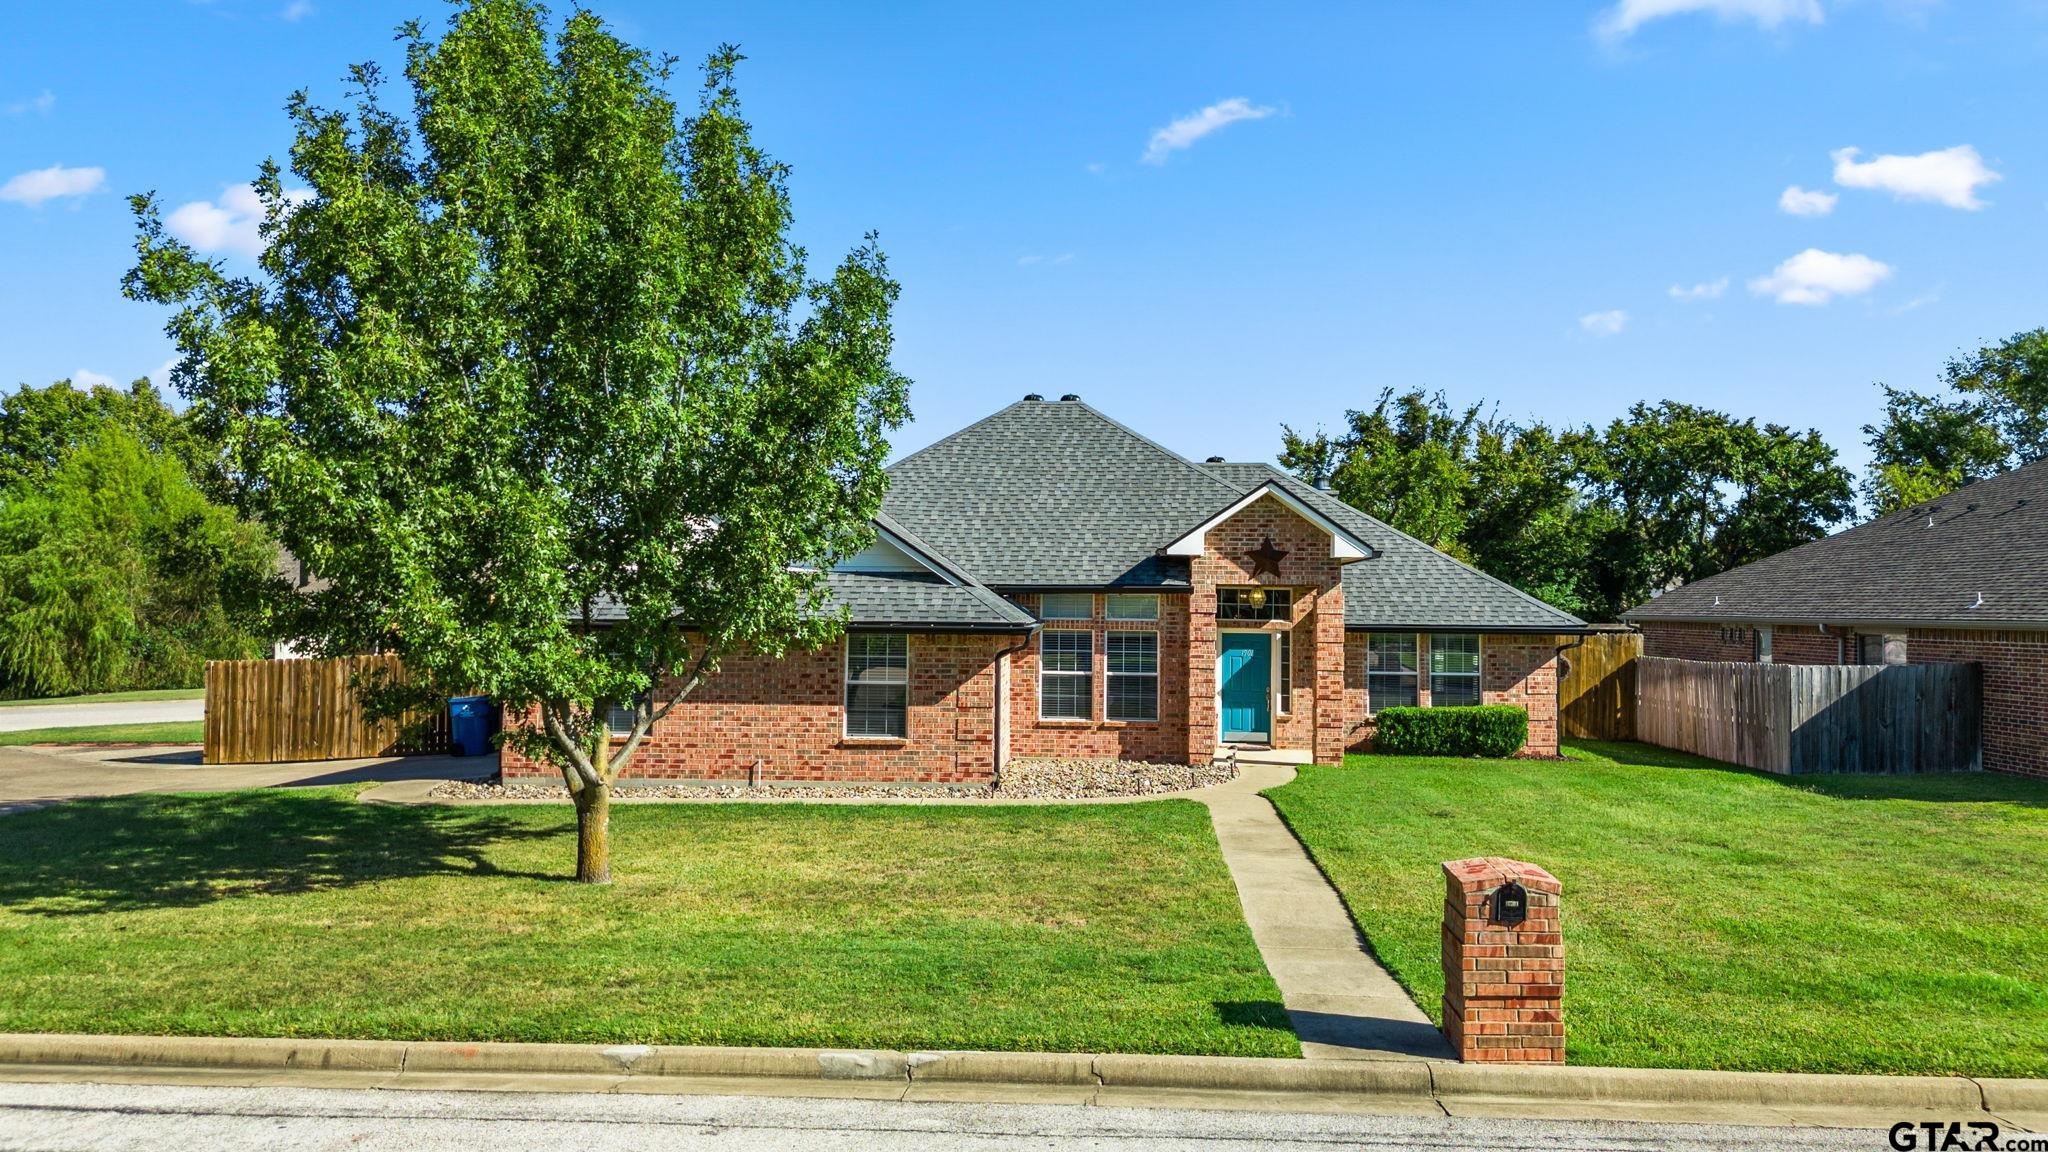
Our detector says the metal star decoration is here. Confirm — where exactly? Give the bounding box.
[1247,535,1289,577]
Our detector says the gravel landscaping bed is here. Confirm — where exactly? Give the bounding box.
[428,756,1235,802]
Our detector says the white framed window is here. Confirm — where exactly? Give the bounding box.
[1429,634,1481,707]
[1106,632,1159,722]
[1039,593,1093,621]
[1366,633,1417,713]
[844,633,909,738]
[1276,630,1293,715]
[1104,593,1159,621]
[1039,631,1093,720]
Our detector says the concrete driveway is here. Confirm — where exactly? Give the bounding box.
[0,698,204,732]
[0,743,496,813]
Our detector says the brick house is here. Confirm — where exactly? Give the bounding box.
[503,395,1585,785]
[1623,458,2048,780]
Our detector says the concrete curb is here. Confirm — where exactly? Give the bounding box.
[0,1033,2036,1119]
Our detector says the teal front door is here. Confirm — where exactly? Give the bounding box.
[1219,632,1271,742]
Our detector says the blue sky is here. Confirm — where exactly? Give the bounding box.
[3,0,2043,476]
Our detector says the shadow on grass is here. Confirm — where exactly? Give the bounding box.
[1567,740,2048,809]
[0,790,557,916]
[1212,1000,1294,1033]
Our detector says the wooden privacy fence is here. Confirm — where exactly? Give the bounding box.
[1557,630,1642,741]
[1635,657,1981,775]
[204,655,450,765]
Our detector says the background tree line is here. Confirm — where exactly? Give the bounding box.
[0,377,272,697]
[1281,327,2047,622]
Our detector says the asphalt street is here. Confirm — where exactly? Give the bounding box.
[0,1081,1878,1152]
[0,698,203,732]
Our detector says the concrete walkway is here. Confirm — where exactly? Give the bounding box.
[1193,763,1453,1062]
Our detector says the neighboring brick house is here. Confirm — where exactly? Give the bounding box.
[503,395,1585,785]
[1623,458,2048,780]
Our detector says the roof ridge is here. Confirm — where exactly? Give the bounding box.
[1248,463,1584,626]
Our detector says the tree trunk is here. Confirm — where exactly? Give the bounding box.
[573,780,611,884]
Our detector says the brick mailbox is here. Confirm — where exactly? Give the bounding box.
[1440,856,1563,1063]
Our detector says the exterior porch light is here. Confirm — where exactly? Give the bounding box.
[1246,587,1267,609]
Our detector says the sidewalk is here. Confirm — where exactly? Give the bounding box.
[1192,764,1453,1061]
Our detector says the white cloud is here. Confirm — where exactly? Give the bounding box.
[4,90,54,117]
[1579,309,1629,336]
[1667,277,1729,300]
[0,164,105,207]
[72,369,116,389]
[281,0,313,19]
[1778,185,1838,216]
[1141,98,1277,165]
[1017,253,1075,267]
[1595,0,1822,41]
[1747,248,1893,305]
[166,183,313,258]
[1830,145,1999,210]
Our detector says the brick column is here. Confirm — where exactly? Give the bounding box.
[1441,857,1563,1064]
[1311,582,1346,765]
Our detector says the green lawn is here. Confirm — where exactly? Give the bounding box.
[0,721,204,746]
[1266,741,2048,1077]
[0,688,204,707]
[0,789,1295,1057]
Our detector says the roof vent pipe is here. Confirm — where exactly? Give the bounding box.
[1314,477,1331,491]
[1971,592,1986,609]
[1023,393,1044,401]
[1060,393,1080,401]
[1205,455,1226,463]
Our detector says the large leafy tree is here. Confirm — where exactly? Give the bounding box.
[0,377,213,492]
[0,420,270,697]
[125,0,909,882]
[1862,328,2048,514]
[1581,403,1852,609]
[1279,389,1480,553]
[1282,395,1852,621]
[1463,419,1609,619]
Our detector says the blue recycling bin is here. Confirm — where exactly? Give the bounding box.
[448,695,493,756]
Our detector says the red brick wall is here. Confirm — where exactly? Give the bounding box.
[500,632,1018,785]
[1638,620,2048,779]
[1639,620,1847,665]
[1637,620,1759,662]
[1186,495,1348,765]
[1343,632,1561,756]
[1004,592,1191,763]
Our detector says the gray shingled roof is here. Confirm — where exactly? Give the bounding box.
[878,396,1586,633]
[824,571,1037,630]
[1623,458,2048,629]
[586,567,1033,631]
[1201,463,1586,632]
[883,400,1244,586]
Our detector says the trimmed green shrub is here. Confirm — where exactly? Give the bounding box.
[1372,705,1528,758]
